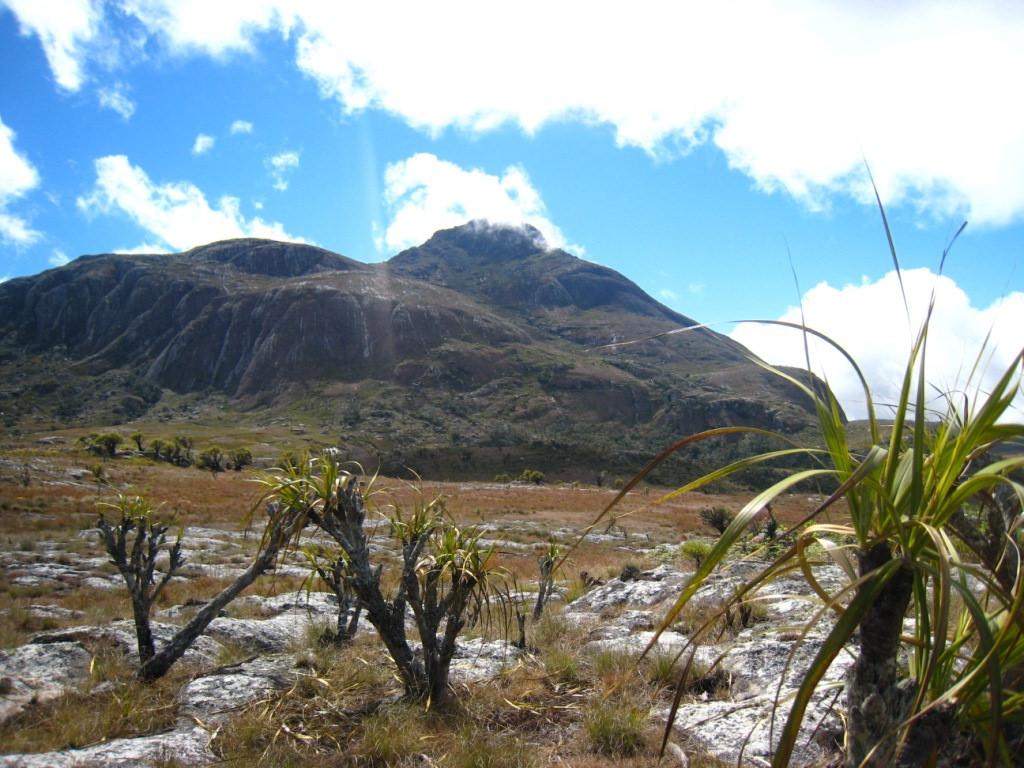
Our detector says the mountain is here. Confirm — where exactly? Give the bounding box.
[0,222,831,482]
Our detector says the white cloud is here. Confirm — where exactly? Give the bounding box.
[191,133,215,155]
[97,85,135,119]
[77,154,305,251]
[112,242,172,255]
[730,269,1024,421]
[659,289,679,301]
[2,0,101,90]
[0,115,41,244]
[118,0,296,56]
[229,119,254,134]
[267,150,299,191]
[380,152,579,254]
[48,249,69,267]
[16,3,1024,225]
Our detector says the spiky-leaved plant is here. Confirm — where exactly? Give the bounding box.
[576,220,1024,766]
[99,493,306,680]
[259,454,509,706]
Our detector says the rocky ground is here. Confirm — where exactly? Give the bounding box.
[0,512,850,768]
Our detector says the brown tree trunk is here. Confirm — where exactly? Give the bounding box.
[845,542,914,767]
[131,595,155,664]
[138,546,277,681]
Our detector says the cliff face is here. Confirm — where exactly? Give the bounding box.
[0,223,833,479]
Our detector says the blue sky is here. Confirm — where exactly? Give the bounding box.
[0,1,1021,419]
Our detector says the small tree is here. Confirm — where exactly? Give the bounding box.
[231,447,253,471]
[172,435,194,466]
[130,431,145,453]
[93,432,123,457]
[149,438,167,461]
[699,506,733,535]
[680,540,712,568]
[518,469,545,485]
[198,446,225,475]
[305,546,362,644]
[261,455,507,705]
[98,493,303,681]
[533,542,560,620]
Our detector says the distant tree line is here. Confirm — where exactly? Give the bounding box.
[80,431,253,474]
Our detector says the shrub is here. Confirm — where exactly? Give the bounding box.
[304,545,362,644]
[149,438,168,461]
[699,506,733,535]
[680,540,713,568]
[87,432,123,457]
[494,472,512,483]
[518,468,545,484]
[230,447,253,470]
[171,435,193,466]
[197,446,224,474]
[532,541,560,619]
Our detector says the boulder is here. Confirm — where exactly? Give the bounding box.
[178,654,298,723]
[32,621,224,668]
[0,641,91,723]
[0,725,214,767]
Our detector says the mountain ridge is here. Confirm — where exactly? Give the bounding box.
[0,221,832,482]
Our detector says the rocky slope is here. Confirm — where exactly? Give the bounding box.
[0,522,847,767]
[0,223,833,481]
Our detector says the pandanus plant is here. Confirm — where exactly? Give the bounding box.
[258,454,509,706]
[575,213,1024,766]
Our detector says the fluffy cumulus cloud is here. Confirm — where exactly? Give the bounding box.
[379,152,579,254]
[191,133,214,155]
[730,270,1024,421]
[229,119,254,134]
[267,150,299,191]
[97,84,135,119]
[0,115,41,244]
[8,2,1024,223]
[77,154,305,251]
[48,249,70,267]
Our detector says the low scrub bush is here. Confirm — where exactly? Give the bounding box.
[699,506,733,535]
[679,540,712,568]
[518,469,545,484]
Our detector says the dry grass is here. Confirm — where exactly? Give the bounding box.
[0,438,840,764]
[0,640,192,753]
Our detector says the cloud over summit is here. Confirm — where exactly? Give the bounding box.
[379,153,578,255]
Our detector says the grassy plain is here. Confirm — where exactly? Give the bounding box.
[0,431,835,765]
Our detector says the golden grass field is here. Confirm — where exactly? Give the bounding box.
[0,431,843,766]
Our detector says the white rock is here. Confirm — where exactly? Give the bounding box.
[0,641,91,723]
[178,654,298,723]
[0,725,214,767]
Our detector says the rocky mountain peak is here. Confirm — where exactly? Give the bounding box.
[183,238,366,278]
[419,220,548,262]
